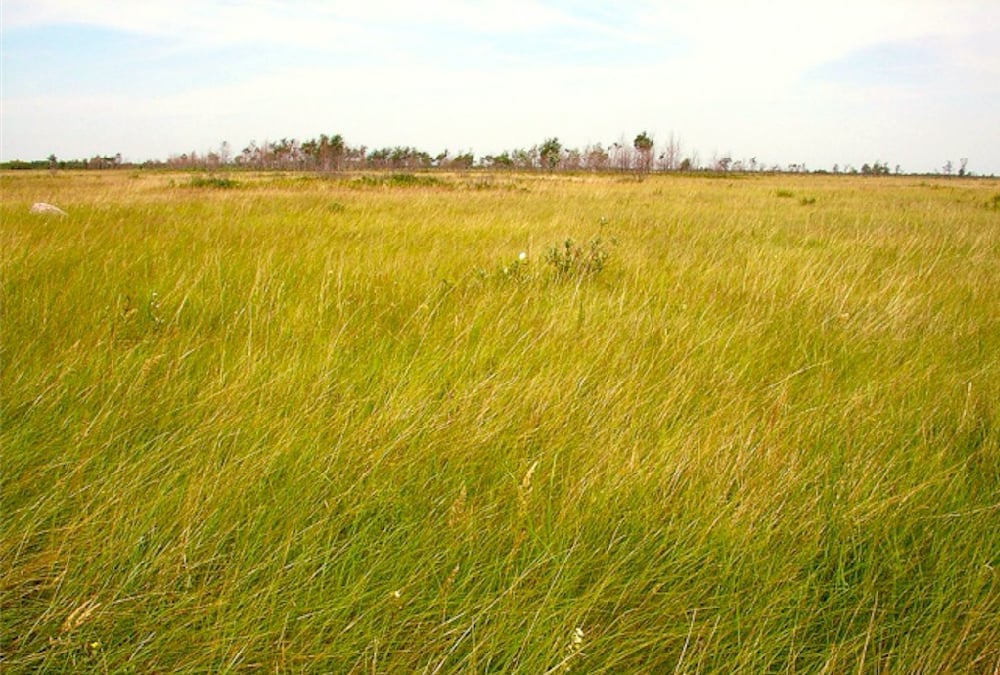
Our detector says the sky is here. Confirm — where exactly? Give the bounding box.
[3,0,999,174]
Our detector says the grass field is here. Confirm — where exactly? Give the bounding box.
[2,169,999,672]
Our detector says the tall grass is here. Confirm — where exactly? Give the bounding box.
[2,171,999,672]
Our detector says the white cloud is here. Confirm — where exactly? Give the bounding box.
[643,0,996,86]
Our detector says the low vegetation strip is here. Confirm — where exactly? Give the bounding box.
[1,170,998,672]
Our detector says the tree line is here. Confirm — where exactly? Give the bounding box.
[2,132,982,177]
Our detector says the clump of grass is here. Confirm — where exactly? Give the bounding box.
[187,174,240,189]
[386,172,442,187]
[776,189,795,198]
[350,173,446,189]
[799,196,817,205]
[463,175,521,191]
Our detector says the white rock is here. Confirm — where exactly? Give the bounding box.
[30,202,68,216]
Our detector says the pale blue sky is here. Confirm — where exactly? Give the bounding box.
[3,1,999,174]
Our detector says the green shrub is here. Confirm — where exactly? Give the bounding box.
[188,175,240,189]
[544,237,613,279]
[350,173,446,188]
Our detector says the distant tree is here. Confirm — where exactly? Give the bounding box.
[943,160,953,176]
[307,134,345,172]
[958,158,968,177]
[238,141,258,166]
[563,148,583,171]
[368,147,391,168]
[267,138,300,169]
[451,151,475,170]
[583,144,609,171]
[658,132,681,171]
[512,147,537,170]
[486,151,514,169]
[611,138,633,171]
[633,131,654,173]
[390,146,408,168]
[86,154,119,169]
[861,161,890,176]
[539,137,562,171]
[345,144,367,169]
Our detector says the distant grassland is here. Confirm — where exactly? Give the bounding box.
[2,170,999,672]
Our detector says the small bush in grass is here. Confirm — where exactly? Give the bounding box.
[544,237,613,279]
[482,237,615,284]
[501,251,530,281]
[188,175,240,189]
[776,189,795,198]
[385,173,443,187]
[350,173,446,189]
[476,251,530,283]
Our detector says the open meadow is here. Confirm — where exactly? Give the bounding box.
[2,169,999,672]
